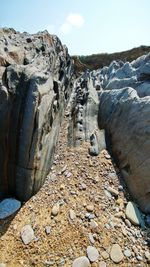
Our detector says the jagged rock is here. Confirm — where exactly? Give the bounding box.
[0,28,74,201]
[0,198,21,219]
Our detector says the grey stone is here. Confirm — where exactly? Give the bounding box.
[124,249,131,258]
[87,246,99,262]
[45,226,51,235]
[72,256,90,267]
[21,224,35,245]
[125,201,144,226]
[0,28,74,202]
[0,198,21,219]
[110,244,124,263]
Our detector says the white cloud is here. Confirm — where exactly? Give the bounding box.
[60,23,71,34]
[60,13,85,35]
[67,13,84,28]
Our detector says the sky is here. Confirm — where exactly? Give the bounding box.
[0,0,150,55]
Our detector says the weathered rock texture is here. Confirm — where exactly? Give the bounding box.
[92,53,150,213]
[68,72,106,155]
[0,28,74,201]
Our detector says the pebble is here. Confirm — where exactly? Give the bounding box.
[145,251,150,259]
[88,233,95,244]
[72,256,90,267]
[87,246,99,262]
[51,203,60,216]
[125,201,143,226]
[0,198,21,219]
[45,226,51,235]
[90,220,98,229]
[101,251,109,260]
[99,261,107,267]
[86,205,94,212]
[107,186,119,197]
[110,244,124,263]
[69,209,76,220]
[21,225,35,245]
[125,218,132,227]
[104,190,112,199]
[124,249,132,258]
[136,255,143,261]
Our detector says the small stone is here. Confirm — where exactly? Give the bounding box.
[87,246,99,262]
[136,255,143,261]
[51,203,60,216]
[107,186,119,197]
[99,261,107,267]
[72,256,90,267]
[124,249,131,258]
[110,244,124,263]
[88,233,95,244]
[21,225,35,245]
[86,205,94,212]
[145,251,150,259]
[104,190,112,199]
[0,198,21,219]
[60,184,65,190]
[90,220,98,229]
[101,251,109,260]
[79,183,87,190]
[45,226,51,235]
[69,209,76,220]
[125,219,132,227]
[105,154,111,159]
[125,201,144,226]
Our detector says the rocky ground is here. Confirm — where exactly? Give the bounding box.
[0,109,150,267]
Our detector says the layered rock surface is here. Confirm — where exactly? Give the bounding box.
[91,53,150,213]
[0,28,74,201]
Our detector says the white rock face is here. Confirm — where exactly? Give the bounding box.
[0,198,21,219]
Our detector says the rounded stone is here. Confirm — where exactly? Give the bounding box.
[124,249,131,258]
[110,244,124,263]
[99,261,107,267]
[86,205,94,212]
[72,256,90,267]
[51,203,60,216]
[87,246,99,262]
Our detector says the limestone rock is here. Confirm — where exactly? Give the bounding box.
[0,28,74,201]
[110,244,124,263]
[72,256,90,267]
[21,224,35,245]
[0,198,21,219]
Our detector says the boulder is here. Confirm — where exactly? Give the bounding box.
[0,28,74,201]
[98,87,150,212]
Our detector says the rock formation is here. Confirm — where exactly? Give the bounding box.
[0,28,74,201]
[91,53,150,213]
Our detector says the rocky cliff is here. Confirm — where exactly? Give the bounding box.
[91,54,150,213]
[0,28,74,201]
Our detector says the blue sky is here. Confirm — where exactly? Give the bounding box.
[1,0,150,55]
